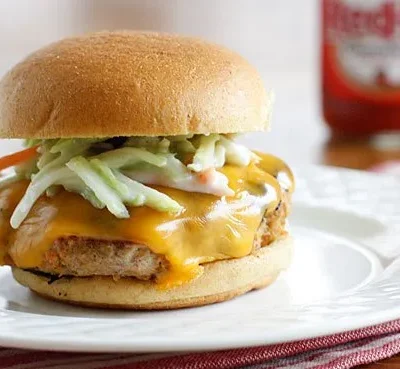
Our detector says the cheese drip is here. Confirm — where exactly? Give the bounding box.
[0,152,294,287]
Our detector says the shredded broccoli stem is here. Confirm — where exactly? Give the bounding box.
[9,134,251,228]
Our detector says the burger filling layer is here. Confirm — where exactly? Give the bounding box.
[0,135,294,288]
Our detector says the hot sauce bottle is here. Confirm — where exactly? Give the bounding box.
[322,0,400,137]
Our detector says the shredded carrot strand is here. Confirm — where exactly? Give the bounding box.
[0,146,38,172]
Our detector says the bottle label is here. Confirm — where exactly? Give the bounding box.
[323,0,400,101]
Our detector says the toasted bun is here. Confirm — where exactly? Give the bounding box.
[12,237,292,310]
[0,31,272,139]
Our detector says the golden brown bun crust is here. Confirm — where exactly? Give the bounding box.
[12,237,292,310]
[0,31,272,139]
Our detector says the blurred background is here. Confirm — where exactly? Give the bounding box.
[0,0,399,172]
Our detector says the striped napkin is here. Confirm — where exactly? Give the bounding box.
[1,319,400,369]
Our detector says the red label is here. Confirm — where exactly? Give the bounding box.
[325,1,397,39]
[323,0,400,102]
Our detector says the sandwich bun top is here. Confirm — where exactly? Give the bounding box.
[0,31,272,139]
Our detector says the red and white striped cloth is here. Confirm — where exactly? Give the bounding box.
[2,319,400,369]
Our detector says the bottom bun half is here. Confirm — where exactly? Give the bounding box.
[12,236,293,310]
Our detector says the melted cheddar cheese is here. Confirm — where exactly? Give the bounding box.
[0,153,294,287]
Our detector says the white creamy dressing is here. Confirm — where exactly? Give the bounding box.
[123,168,234,197]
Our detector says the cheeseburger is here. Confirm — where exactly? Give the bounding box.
[0,31,294,309]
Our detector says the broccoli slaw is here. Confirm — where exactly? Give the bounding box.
[7,134,254,229]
